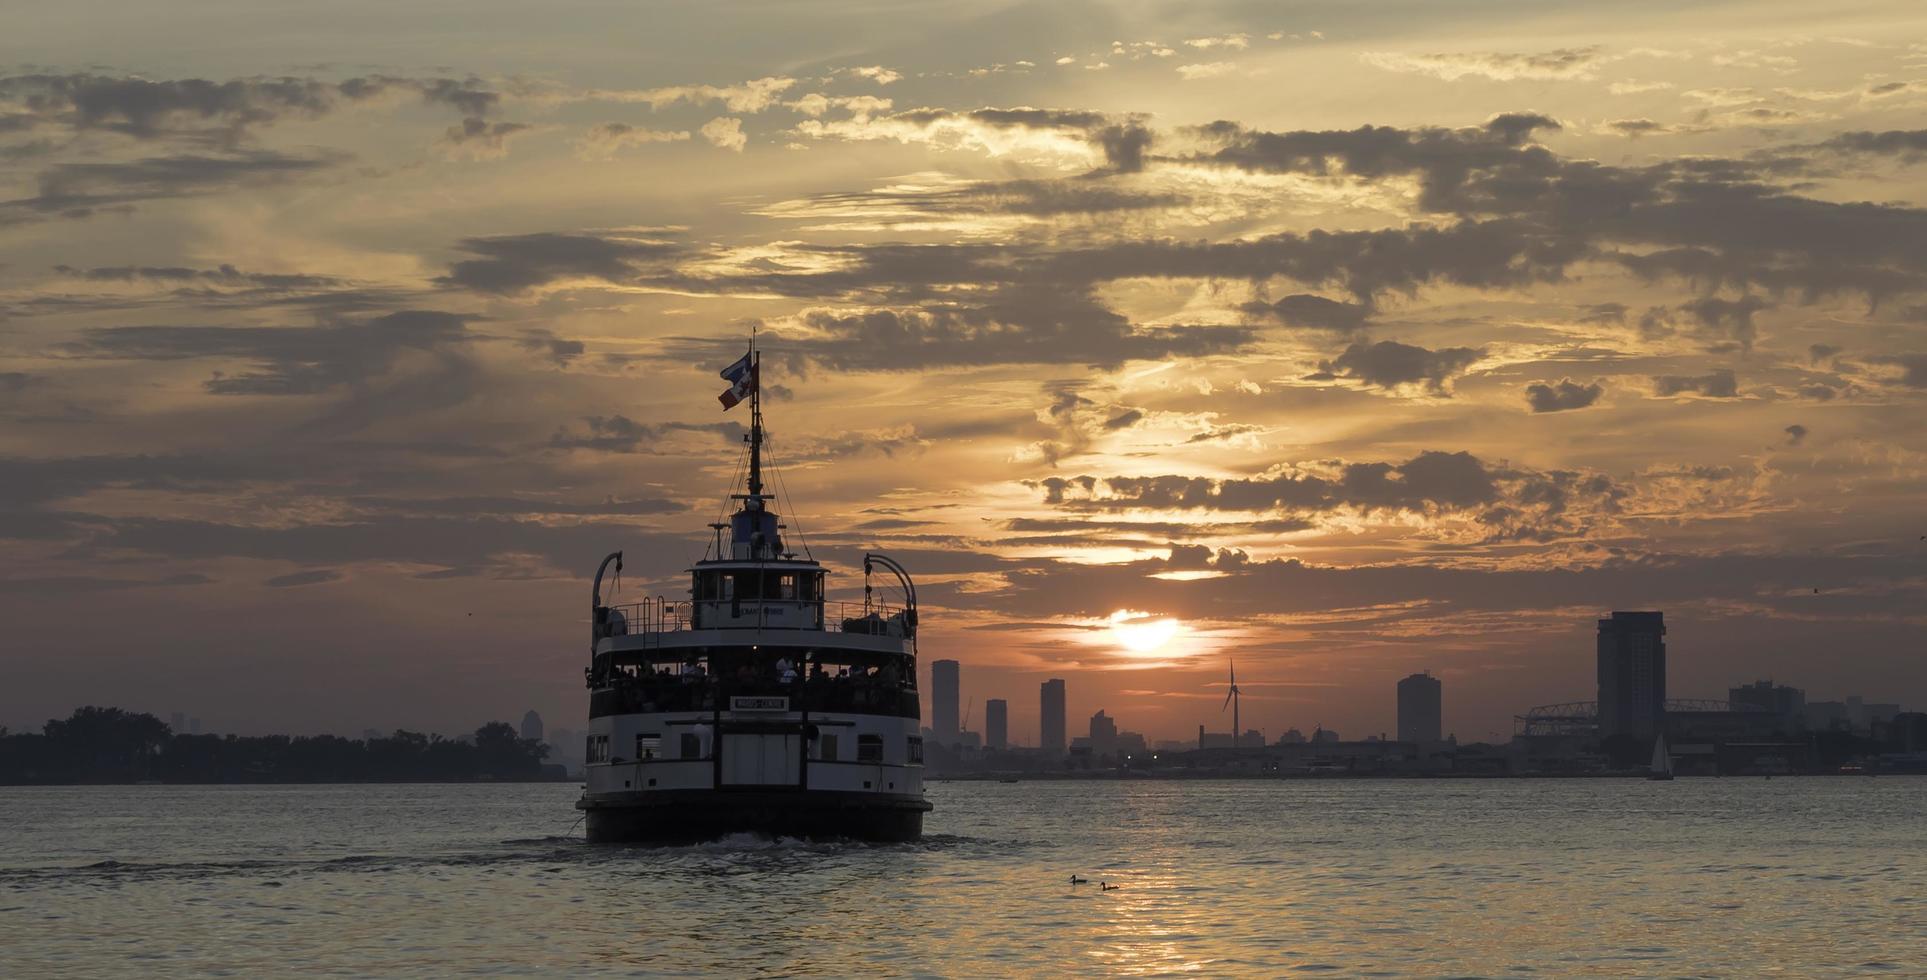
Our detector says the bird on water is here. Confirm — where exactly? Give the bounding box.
[1070,875,1088,885]
[1101,882,1119,891]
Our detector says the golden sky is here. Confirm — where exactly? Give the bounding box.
[3,0,1925,742]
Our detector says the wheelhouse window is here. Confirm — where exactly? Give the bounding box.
[857,734,883,763]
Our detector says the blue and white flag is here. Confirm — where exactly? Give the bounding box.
[718,352,756,410]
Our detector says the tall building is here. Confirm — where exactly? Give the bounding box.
[1597,611,1667,739]
[1729,680,1804,726]
[1397,672,1443,743]
[1089,709,1117,758]
[521,709,544,743]
[1040,678,1066,756]
[931,659,960,746]
[985,698,1009,750]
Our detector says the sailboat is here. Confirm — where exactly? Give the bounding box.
[1647,733,1675,781]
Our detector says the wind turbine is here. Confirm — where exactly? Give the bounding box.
[1222,657,1242,750]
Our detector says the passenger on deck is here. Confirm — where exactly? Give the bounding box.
[776,657,797,684]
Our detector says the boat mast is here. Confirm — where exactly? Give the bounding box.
[747,335,763,503]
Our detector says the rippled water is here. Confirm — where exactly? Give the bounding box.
[2,778,1921,976]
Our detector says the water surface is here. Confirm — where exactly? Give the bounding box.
[2,779,1921,976]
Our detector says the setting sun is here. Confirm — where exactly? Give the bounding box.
[1109,610,1183,653]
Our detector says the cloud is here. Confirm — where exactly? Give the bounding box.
[64,310,473,396]
[753,286,1256,370]
[1318,341,1484,394]
[700,116,746,152]
[837,66,901,86]
[616,75,797,113]
[573,122,691,160]
[1525,378,1604,412]
[1816,129,1927,161]
[1870,353,1927,387]
[1783,424,1808,446]
[1242,293,1369,331]
[549,414,744,452]
[1361,47,1607,82]
[2,149,349,223]
[436,231,681,295]
[795,105,1154,172]
[1101,409,1144,431]
[265,569,342,588]
[1183,34,1250,50]
[1653,368,1740,398]
[1177,62,1238,81]
[438,117,532,159]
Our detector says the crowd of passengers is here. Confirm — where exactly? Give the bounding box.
[593,656,913,712]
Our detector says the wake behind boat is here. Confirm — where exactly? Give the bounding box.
[574,343,932,842]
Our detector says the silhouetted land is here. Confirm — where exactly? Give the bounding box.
[0,707,562,785]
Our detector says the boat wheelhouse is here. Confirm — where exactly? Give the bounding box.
[575,346,931,842]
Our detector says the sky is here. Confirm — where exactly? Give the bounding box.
[3,0,1925,744]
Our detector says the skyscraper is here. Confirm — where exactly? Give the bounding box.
[1089,709,1117,758]
[521,709,544,742]
[985,698,1008,750]
[1040,678,1066,756]
[1397,672,1443,743]
[931,659,960,747]
[1597,611,1667,739]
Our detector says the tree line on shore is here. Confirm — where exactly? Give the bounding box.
[0,707,559,784]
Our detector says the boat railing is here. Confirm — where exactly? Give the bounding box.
[603,598,907,638]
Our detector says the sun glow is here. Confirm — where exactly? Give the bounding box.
[1109,609,1182,653]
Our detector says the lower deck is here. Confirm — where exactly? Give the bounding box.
[582,707,926,800]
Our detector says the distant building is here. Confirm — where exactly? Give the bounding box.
[985,698,1009,750]
[1729,680,1804,727]
[1803,696,1901,735]
[1040,679,1066,756]
[1597,611,1667,739]
[170,711,186,733]
[521,709,544,743]
[189,717,201,735]
[1278,728,1306,744]
[1117,731,1147,759]
[1312,727,1339,743]
[1397,672,1444,743]
[931,659,960,747]
[1153,739,1186,753]
[1089,710,1117,758]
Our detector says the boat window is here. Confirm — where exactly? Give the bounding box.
[857,734,883,763]
[907,736,923,764]
[799,574,819,602]
[777,573,796,600]
[637,734,660,761]
[820,733,838,762]
[721,575,736,600]
[680,733,701,760]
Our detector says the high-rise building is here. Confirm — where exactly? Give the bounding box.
[1397,672,1443,743]
[1597,611,1667,739]
[170,711,186,733]
[1089,709,1117,758]
[985,698,1009,750]
[931,659,960,746]
[1729,680,1804,727]
[1040,678,1066,756]
[521,709,544,743]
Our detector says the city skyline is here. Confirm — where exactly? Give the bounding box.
[4,0,1926,742]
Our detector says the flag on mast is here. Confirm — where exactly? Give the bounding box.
[718,351,756,410]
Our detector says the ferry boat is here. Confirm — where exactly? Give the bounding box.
[575,345,931,842]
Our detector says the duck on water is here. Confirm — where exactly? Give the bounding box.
[575,342,933,843]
